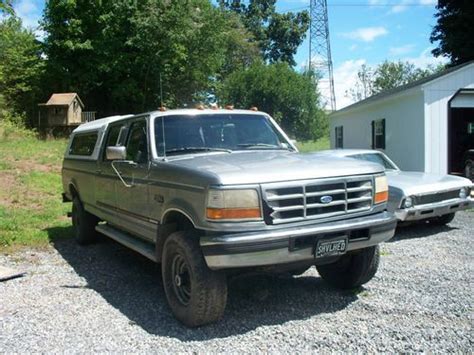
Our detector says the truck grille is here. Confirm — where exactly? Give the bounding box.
[415,189,460,205]
[263,176,374,225]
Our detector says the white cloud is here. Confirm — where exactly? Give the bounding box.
[329,48,448,110]
[342,27,388,42]
[14,0,41,30]
[389,44,416,56]
[331,59,367,110]
[402,47,448,68]
[349,44,358,51]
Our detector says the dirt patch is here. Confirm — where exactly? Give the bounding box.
[0,170,49,210]
[6,158,59,173]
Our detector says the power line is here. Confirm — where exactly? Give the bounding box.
[285,2,436,12]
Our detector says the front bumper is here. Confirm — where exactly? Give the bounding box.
[200,211,397,270]
[395,198,472,221]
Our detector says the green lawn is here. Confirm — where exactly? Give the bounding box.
[296,136,330,153]
[0,123,70,252]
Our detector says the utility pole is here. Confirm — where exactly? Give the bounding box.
[309,0,336,111]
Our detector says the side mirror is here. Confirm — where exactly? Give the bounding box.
[106,146,126,160]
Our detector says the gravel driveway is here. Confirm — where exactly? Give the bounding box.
[1,211,472,352]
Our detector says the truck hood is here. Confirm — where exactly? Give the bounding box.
[386,170,472,195]
[166,151,383,185]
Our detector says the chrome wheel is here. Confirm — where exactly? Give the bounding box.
[171,254,191,306]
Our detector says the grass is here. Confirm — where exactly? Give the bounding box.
[0,123,70,252]
[296,136,330,153]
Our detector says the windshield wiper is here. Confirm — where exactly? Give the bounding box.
[165,147,232,155]
[237,143,289,150]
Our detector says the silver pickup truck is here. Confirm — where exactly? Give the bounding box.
[61,109,397,327]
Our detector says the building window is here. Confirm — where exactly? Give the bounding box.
[371,119,386,149]
[335,126,343,148]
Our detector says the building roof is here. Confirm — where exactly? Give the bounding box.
[45,93,84,108]
[332,60,474,116]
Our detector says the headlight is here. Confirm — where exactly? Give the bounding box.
[374,175,389,204]
[404,196,413,208]
[206,189,261,221]
[459,187,468,199]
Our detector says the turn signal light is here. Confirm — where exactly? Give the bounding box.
[206,208,261,220]
[374,190,388,204]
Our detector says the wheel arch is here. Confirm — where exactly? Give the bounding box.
[156,208,199,262]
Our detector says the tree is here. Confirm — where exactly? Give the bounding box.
[430,0,474,65]
[218,0,310,66]
[0,0,14,16]
[0,17,44,123]
[218,61,327,140]
[347,61,444,102]
[41,0,238,116]
[345,64,374,102]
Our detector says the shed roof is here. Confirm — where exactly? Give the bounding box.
[332,60,474,116]
[45,93,84,108]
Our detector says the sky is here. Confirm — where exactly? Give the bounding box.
[12,0,447,110]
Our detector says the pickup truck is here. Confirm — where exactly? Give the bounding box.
[61,109,397,327]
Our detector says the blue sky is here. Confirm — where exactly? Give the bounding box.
[13,0,446,109]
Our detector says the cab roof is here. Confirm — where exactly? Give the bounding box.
[72,109,265,134]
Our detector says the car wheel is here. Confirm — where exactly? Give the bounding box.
[316,246,380,289]
[431,212,455,226]
[72,197,99,245]
[162,231,227,327]
[465,160,473,180]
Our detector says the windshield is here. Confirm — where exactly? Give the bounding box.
[154,114,292,156]
[350,153,398,170]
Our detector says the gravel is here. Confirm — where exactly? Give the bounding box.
[1,211,473,352]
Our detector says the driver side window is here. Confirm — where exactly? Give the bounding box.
[126,120,148,164]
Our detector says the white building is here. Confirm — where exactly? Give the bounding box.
[330,61,474,176]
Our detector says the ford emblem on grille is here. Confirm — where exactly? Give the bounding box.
[320,195,333,204]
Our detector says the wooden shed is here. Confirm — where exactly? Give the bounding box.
[38,93,95,128]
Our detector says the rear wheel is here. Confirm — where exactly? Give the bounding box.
[316,246,380,289]
[72,197,98,245]
[162,231,227,327]
[431,212,455,226]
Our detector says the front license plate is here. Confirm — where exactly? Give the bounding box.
[315,237,348,258]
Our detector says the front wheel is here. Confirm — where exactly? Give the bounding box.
[162,231,227,327]
[316,246,380,289]
[431,212,455,226]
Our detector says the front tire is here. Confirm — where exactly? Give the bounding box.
[316,246,380,289]
[72,197,98,245]
[431,212,455,226]
[162,231,227,327]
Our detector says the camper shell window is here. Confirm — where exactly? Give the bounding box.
[69,132,98,156]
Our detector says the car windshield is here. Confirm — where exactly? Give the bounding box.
[350,153,398,170]
[154,114,292,156]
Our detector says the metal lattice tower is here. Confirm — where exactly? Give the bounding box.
[309,0,336,111]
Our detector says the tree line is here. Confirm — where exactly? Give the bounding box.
[0,0,326,140]
[0,0,472,140]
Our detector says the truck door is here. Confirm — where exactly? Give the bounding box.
[114,117,156,241]
[95,122,127,223]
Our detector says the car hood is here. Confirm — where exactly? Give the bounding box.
[386,170,472,195]
[166,151,383,185]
